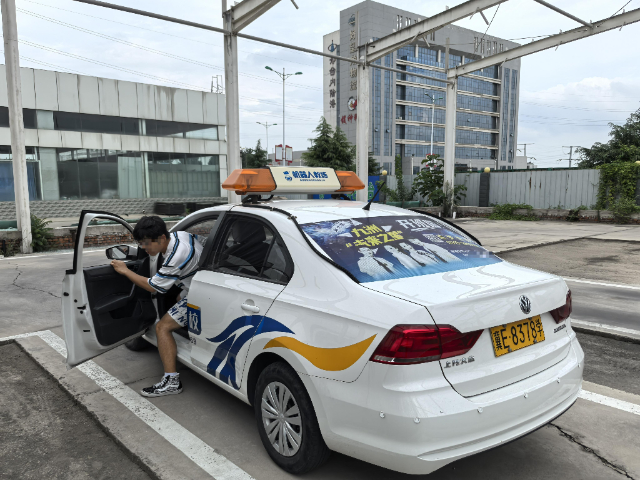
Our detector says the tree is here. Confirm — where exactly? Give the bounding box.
[413,153,466,207]
[241,139,269,168]
[577,110,640,168]
[378,155,416,203]
[368,151,381,175]
[302,117,355,171]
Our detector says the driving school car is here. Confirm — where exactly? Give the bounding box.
[62,166,583,475]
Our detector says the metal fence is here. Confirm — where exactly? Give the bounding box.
[388,170,601,209]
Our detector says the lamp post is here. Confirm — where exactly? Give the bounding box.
[265,66,302,161]
[424,92,444,156]
[256,121,276,162]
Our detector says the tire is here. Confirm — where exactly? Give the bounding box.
[254,362,331,474]
[124,335,151,351]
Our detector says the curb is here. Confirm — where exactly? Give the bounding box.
[9,335,213,480]
[572,321,640,345]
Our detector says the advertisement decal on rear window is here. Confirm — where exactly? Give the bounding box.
[301,216,502,283]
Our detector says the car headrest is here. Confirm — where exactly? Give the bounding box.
[231,220,266,244]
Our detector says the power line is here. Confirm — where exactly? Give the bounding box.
[17,7,321,91]
[18,39,323,114]
[19,0,322,69]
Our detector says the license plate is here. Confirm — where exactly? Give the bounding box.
[490,315,545,357]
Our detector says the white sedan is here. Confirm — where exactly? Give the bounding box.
[62,173,583,475]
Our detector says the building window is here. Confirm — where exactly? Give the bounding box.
[372,60,382,156]
[384,54,392,156]
[456,94,498,113]
[0,146,39,201]
[55,148,220,200]
[0,107,219,141]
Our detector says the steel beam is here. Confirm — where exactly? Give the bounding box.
[532,0,592,28]
[450,8,640,78]
[365,0,506,62]
[230,0,281,32]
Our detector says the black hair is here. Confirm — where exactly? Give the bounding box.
[133,216,170,242]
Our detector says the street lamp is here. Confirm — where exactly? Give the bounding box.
[424,92,444,157]
[256,121,277,161]
[265,66,302,161]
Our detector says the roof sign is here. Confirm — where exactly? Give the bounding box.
[222,167,364,195]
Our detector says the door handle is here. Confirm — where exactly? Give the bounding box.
[241,303,260,314]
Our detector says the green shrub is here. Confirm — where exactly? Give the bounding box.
[30,214,52,252]
[566,205,589,222]
[489,203,538,221]
[610,197,640,224]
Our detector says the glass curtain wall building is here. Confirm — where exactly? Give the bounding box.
[325,1,521,172]
[0,66,227,203]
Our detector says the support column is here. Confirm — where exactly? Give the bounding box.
[2,0,32,253]
[443,78,457,198]
[222,5,240,204]
[356,62,369,202]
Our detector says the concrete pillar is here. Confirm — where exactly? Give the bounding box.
[222,6,240,204]
[443,79,457,196]
[2,0,32,252]
[356,62,369,202]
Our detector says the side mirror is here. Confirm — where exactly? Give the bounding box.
[106,245,138,261]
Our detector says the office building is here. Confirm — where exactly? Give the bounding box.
[0,66,227,203]
[323,1,521,172]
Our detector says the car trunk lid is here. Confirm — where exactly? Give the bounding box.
[363,261,572,396]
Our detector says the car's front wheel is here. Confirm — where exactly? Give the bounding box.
[254,362,330,474]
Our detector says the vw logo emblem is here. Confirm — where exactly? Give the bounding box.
[519,295,531,315]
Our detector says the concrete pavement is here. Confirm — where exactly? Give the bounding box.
[454,218,640,253]
[1,217,640,479]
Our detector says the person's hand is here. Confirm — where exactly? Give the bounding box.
[110,259,129,275]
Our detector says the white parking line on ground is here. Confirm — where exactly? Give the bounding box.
[565,277,640,290]
[572,319,640,337]
[3,329,640,477]
[578,390,640,416]
[1,330,253,480]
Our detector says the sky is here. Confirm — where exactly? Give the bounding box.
[6,0,640,168]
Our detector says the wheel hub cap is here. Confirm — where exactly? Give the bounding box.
[261,381,302,457]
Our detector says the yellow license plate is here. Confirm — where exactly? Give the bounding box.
[490,316,545,357]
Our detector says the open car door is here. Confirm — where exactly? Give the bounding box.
[62,210,157,368]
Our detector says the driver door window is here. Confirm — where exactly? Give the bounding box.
[209,216,293,284]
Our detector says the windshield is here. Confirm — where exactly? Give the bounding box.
[301,215,502,283]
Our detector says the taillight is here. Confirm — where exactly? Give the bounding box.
[550,290,572,324]
[370,324,482,365]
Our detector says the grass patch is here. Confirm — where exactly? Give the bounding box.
[489,203,539,221]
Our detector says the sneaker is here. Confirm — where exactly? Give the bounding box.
[141,375,183,397]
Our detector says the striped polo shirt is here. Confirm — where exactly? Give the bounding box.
[148,231,203,298]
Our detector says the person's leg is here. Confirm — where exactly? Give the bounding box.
[140,298,188,397]
[155,312,182,373]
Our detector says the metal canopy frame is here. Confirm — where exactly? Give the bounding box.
[73,0,640,205]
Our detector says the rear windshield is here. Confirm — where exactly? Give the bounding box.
[301,215,501,283]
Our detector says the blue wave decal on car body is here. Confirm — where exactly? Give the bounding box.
[206,315,293,389]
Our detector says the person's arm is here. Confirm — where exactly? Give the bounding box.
[110,260,156,293]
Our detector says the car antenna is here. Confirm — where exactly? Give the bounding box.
[362,180,385,211]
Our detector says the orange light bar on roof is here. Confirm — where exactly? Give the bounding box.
[335,171,365,192]
[222,169,276,194]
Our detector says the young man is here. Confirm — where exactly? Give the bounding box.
[110,216,203,397]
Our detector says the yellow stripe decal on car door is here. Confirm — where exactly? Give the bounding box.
[263,335,377,371]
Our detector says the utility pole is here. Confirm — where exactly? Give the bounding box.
[562,145,579,168]
[2,0,32,253]
[518,143,534,160]
[256,121,276,157]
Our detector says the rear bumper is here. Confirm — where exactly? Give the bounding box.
[308,334,584,475]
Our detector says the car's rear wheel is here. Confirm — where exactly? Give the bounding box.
[124,336,151,351]
[254,362,330,474]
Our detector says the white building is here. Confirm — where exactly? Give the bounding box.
[0,66,227,203]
